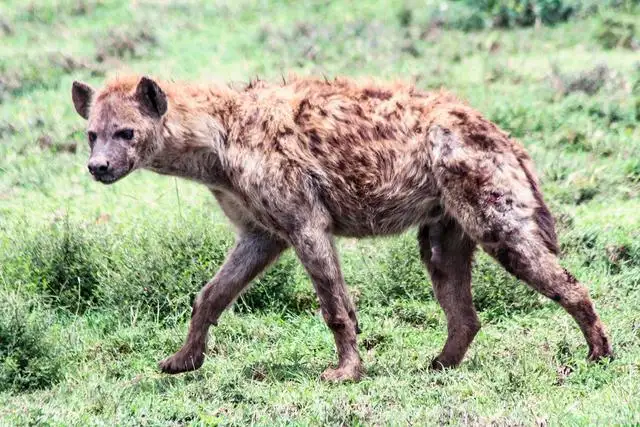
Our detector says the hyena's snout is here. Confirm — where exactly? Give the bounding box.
[87,151,132,184]
[87,155,112,179]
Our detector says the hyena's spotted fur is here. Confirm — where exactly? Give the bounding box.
[72,74,613,381]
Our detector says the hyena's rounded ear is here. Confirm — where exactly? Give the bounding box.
[136,76,167,118]
[72,81,94,120]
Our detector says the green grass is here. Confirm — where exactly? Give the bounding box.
[1,0,640,425]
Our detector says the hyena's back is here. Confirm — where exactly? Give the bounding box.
[257,77,543,240]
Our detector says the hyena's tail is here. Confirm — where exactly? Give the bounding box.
[425,106,612,361]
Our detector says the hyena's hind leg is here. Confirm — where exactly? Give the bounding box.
[428,123,613,362]
[485,242,612,361]
[418,218,480,369]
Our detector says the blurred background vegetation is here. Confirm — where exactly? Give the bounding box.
[0,0,639,424]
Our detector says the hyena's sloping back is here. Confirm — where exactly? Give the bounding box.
[516,155,558,255]
[425,103,558,255]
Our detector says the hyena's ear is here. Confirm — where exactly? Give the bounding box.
[72,81,94,120]
[135,76,168,118]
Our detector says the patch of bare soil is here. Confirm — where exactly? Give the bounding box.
[0,18,13,36]
[37,134,78,154]
[95,29,157,63]
[48,53,105,76]
[0,71,22,102]
[549,64,623,96]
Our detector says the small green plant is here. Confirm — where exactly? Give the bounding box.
[369,234,432,305]
[456,0,575,29]
[0,292,64,392]
[595,16,639,50]
[238,254,317,314]
[23,220,103,313]
[472,253,543,321]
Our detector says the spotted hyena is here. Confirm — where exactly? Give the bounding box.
[71,74,613,381]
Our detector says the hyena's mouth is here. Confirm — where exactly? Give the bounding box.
[94,169,131,185]
[96,175,119,184]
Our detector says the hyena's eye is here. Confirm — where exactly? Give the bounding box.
[88,131,97,145]
[114,129,134,140]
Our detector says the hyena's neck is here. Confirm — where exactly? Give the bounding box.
[150,87,239,188]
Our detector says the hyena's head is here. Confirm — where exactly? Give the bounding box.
[71,76,167,184]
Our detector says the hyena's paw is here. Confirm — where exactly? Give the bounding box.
[158,346,205,374]
[429,356,459,371]
[586,327,614,363]
[320,363,362,382]
[587,343,615,363]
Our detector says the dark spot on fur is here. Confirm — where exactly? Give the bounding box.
[280,126,294,136]
[429,265,448,282]
[348,310,361,334]
[374,123,396,140]
[447,161,469,176]
[245,110,258,127]
[308,130,323,155]
[417,224,431,259]
[575,300,598,326]
[482,229,501,243]
[439,141,452,156]
[469,132,497,150]
[451,109,468,121]
[563,269,578,285]
[428,205,443,218]
[552,294,562,302]
[362,88,392,100]
[488,191,501,204]
[272,139,285,155]
[353,153,371,168]
[356,127,370,141]
[328,321,346,331]
[294,99,310,124]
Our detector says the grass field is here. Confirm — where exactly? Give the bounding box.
[1,0,640,425]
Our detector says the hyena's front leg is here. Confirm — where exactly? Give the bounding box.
[159,231,287,374]
[290,226,362,382]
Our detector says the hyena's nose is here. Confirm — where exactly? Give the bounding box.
[88,159,110,176]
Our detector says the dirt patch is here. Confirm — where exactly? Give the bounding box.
[0,122,17,140]
[0,71,22,102]
[0,18,13,36]
[258,20,397,67]
[258,22,327,64]
[95,30,157,62]
[48,53,104,76]
[70,0,103,16]
[596,17,639,51]
[550,64,617,96]
[37,134,78,154]
[18,0,104,23]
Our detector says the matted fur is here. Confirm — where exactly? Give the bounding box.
[72,74,612,381]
